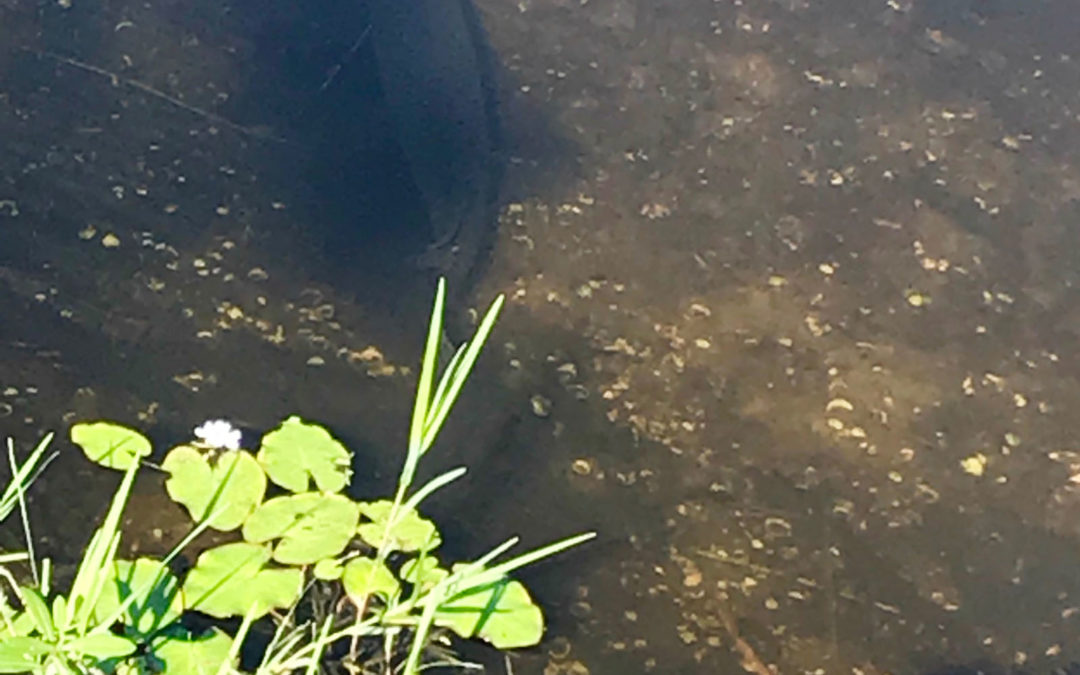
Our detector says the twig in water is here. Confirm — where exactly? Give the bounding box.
[25,48,289,143]
[318,24,373,93]
[716,602,776,675]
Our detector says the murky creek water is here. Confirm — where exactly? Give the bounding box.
[3,0,1080,673]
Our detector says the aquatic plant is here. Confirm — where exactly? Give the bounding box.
[0,279,594,674]
[0,433,55,579]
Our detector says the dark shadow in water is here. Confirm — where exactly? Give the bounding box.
[217,0,581,327]
[3,0,582,332]
[232,0,432,260]
[209,1,492,323]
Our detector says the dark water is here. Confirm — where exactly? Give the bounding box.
[4,0,1080,673]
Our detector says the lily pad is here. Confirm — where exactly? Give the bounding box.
[242,492,359,565]
[341,558,399,602]
[356,500,440,553]
[93,558,183,636]
[162,446,266,531]
[70,422,152,471]
[257,416,352,493]
[312,558,343,581]
[434,574,543,649]
[152,626,234,675]
[183,542,302,619]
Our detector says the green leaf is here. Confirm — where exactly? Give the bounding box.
[4,611,35,637]
[183,542,302,620]
[355,500,440,553]
[434,575,543,649]
[16,587,53,640]
[64,632,137,660]
[341,558,399,602]
[163,447,266,531]
[242,493,359,565]
[67,459,140,636]
[70,421,151,471]
[93,559,183,636]
[257,417,352,493]
[0,433,54,526]
[400,556,448,592]
[152,626,234,675]
[312,558,343,581]
[0,636,50,672]
[50,596,67,633]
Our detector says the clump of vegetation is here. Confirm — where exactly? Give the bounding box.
[0,280,594,674]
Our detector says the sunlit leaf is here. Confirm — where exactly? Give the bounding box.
[356,500,440,553]
[0,636,50,672]
[93,558,183,636]
[70,421,151,471]
[313,558,343,581]
[162,446,266,531]
[15,587,53,640]
[242,493,359,565]
[152,626,234,675]
[257,416,352,493]
[183,542,302,620]
[434,574,543,649]
[64,632,137,660]
[50,595,67,632]
[5,611,35,637]
[67,459,140,635]
[400,556,448,592]
[341,558,399,602]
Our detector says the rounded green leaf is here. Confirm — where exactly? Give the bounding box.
[242,493,359,565]
[257,416,352,493]
[356,500,440,553]
[162,446,266,531]
[152,626,234,675]
[93,558,183,636]
[183,542,302,619]
[434,576,543,649]
[70,421,151,470]
[341,558,399,602]
[313,558,343,581]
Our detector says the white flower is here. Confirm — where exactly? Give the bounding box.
[193,419,242,450]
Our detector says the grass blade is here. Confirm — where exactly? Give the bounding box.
[401,467,467,515]
[421,294,504,451]
[408,278,447,464]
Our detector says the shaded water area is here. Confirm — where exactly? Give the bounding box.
[4,0,1080,673]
